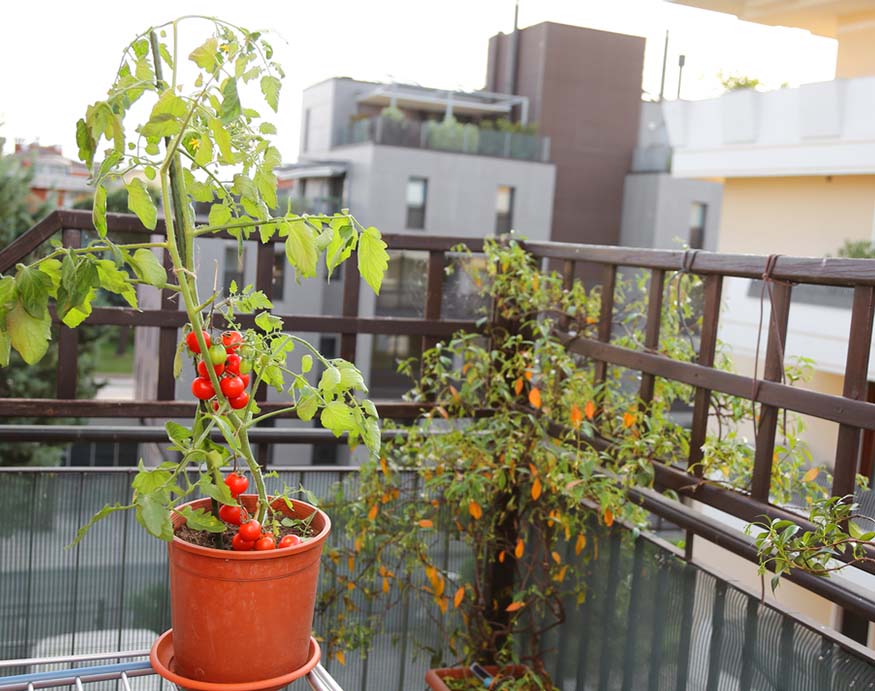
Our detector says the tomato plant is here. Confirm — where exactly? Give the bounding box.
[224,473,248,498]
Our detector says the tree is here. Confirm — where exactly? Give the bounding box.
[0,142,101,466]
[720,73,761,92]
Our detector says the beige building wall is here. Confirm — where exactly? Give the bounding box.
[716,175,875,257]
[837,11,875,78]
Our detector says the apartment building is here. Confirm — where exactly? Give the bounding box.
[663,0,875,644]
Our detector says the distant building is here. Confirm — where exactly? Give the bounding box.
[12,142,92,209]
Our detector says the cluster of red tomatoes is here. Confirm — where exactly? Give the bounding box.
[186,329,251,410]
[219,472,302,551]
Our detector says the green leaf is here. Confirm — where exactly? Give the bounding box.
[254,166,277,209]
[338,363,366,391]
[301,354,313,374]
[198,474,236,506]
[319,366,341,394]
[126,179,158,230]
[362,399,378,418]
[61,288,96,328]
[255,311,283,332]
[129,249,167,287]
[7,301,51,364]
[189,37,219,71]
[320,401,356,435]
[285,220,318,280]
[178,506,226,533]
[76,118,96,168]
[326,221,356,275]
[0,330,11,368]
[194,135,213,168]
[208,204,232,228]
[135,494,173,541]
[210,118,234,163]
[95,260,137,308]
[260,76,281,112]
[363,417,381,456]
[165,421,192,446]
[219,79,242,125]
[358,226,389,295]
[93,184,107,237]
[296,389,320,421]
[259,122,277,135]
[0,276,17,310]
[68,502,133,548]
[37,259,61,298]
[173,336,185,378]
[15,265,52,318]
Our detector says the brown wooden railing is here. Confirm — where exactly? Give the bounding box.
[4,209,875,618]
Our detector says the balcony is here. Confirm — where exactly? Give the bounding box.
[662,76,875,177]
[4,211,875,689]
[337,115,551,163]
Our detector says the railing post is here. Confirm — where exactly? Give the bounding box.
[638,269,665,409]
[594,265,617,393]
[340,262,361,362]
[422,251,444,354]
[56,228,81,399]
[832,285,875,500]
[750,280,792,503]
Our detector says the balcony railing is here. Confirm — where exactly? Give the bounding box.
[6,211,875,684]
[337,116,551,163]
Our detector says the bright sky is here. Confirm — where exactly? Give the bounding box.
[1,0,836,165]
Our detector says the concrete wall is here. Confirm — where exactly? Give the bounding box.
[300,78,378,155]
[620,172,723,251]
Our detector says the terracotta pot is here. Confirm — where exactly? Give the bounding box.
[165,495,330,684]
[425,665,530,690]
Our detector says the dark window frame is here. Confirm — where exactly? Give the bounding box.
[406,177,428,230]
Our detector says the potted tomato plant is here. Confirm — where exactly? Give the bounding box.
[0,16,388,689]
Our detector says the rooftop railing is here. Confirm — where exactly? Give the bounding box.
[337,116,551,163]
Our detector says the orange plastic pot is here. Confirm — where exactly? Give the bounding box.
[425,665,530,691]
[165,495,330,684]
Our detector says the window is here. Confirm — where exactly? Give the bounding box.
[272,251,285,301]
[495,185,515,234]
[302,108,311,153]
[224,246,246,291]
[370,334,423,399]
[689,202,707,250]
[406,177,427,230]
[375,252,426,317]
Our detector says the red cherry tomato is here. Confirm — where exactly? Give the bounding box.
[239,373,250,388]
[212,400,220,412]
[278,534,301,548]
[221,375,245,398]
[229,392,250,410]
[186,330,211,354]
[255,535,276,550]
[231,532,255,551]
[222,331,244,352]
[224,472,248,498]
[238,520,261,542]
[224,353,241,375]
[197,360,225,378]
[191,377,215,400]
[218,504,244,525]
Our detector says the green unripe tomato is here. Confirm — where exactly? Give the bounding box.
[208,344,228,366]
[239,345,255,360]
[239,359,253,374]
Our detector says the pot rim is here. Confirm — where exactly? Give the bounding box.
[170,495,331,560]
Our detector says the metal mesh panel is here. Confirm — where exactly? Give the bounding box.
[3,468,875,690]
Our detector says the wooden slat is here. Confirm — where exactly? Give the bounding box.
[688,274,723,475]
[340,262,361,362]
[56,229,81,399]
[565,336,875,431]
[638,269,665,407]
[422,250,445,353]
[750,282,792,503]
[0,398,452,420]
[157,248,178,401]
[560,259,574,331]
[593,265,616,388]
[832,286,875,499]
[0,212,63,273]
[55,307,478,337]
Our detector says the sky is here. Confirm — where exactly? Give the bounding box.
[1,0,837,165]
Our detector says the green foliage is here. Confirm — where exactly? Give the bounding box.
[836,239,875,259]
[720,73,761,92]
[0,16,389,541]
